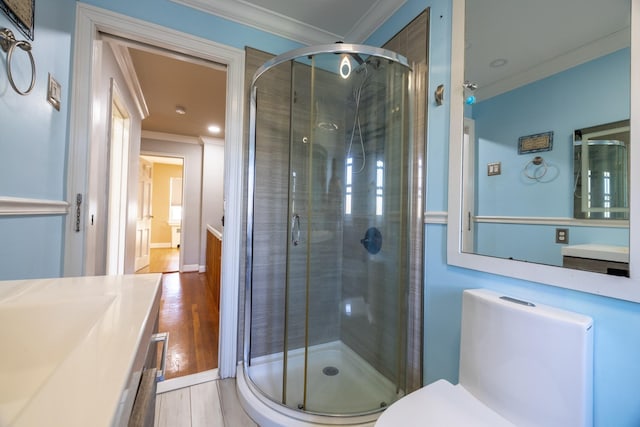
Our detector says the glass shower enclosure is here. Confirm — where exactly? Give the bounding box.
[244,44,413,423]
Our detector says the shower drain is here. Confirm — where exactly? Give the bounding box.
[322,366,339,376]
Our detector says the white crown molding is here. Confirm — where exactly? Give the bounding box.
[106,40,150,119]
[170,0,406,45]
[344,0,407,43]
[200,136,225,146]
[171,0,339,45]
[0,196,70,216]
[476,28,631,101]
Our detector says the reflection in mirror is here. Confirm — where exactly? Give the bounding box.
[573,120,630,220]
[447,0,640,302]
[462,0,630,271]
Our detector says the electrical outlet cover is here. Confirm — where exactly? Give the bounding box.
[556,228,569,244]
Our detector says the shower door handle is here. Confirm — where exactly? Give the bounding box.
[291,213,301,246]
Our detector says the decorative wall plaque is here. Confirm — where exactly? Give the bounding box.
[0,0,34,40]
[518,131,553,154]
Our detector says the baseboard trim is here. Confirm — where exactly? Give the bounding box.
[150,242,172,249]
[182,264,200,272]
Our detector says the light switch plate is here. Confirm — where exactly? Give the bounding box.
[47,73,61,111]
[487,162,501,176]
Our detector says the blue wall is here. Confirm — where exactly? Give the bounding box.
[0,0,638,425]
[471,49,630,263]
[0,0,75,279]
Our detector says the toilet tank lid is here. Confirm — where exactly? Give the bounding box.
[464,288,593,330]
[460,288,594,427]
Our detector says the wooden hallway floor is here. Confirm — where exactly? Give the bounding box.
[137,248,180,273]
[159,272,219,379]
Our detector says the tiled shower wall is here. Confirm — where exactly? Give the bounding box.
[381,9,429,393]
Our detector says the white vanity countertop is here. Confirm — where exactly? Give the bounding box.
[0,273,162,427]
[561,244,629,263]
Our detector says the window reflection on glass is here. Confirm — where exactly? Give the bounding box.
[345,157,353,215]
[376,160,384,216]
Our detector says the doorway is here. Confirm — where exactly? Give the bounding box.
[116,47,222,380]
[67,4,245,380]
[136,154,184,274]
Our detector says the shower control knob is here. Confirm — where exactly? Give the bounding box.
[361,227,382,254]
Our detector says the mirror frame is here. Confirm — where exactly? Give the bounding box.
[447,0,640,302]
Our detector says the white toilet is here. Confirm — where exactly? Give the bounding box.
[376,288,594,427]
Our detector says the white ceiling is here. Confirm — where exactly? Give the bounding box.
[115,0,631,140]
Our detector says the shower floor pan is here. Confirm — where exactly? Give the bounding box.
[239,341,402,426]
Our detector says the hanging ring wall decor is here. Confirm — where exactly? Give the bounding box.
[0,28,35,95]
[523,156,548,181]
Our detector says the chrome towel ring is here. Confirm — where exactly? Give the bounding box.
[0,28,35,96]
[523,156,548,181]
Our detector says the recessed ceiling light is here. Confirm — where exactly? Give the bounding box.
[175,105,187,115]
[490,58,508,68]
[208,124,221,134]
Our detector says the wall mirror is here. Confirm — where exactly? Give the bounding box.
[448,0,640,302]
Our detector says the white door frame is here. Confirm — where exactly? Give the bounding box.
[64,3,245,378]
[462,117,475,253]
[107,79,131,275]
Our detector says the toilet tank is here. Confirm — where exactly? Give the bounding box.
[459,289,593,427]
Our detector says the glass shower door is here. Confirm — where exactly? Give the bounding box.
[246,44,413,421]
[282,51,411,415]
[282,58,310,410]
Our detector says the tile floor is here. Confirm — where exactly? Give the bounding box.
[155,378,257,427]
